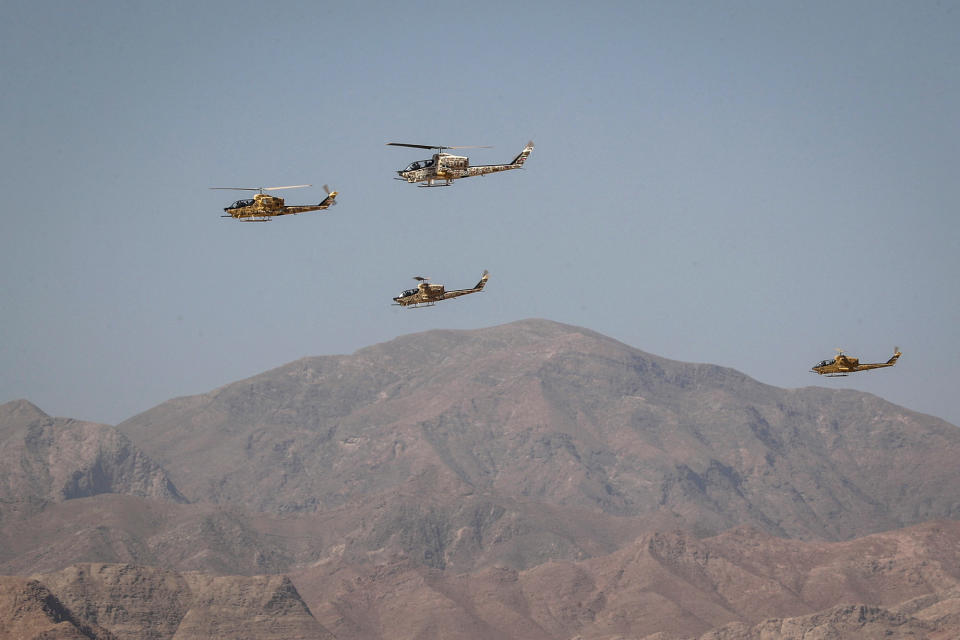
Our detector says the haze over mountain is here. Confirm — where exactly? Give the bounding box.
[119,319,960,549]
[2,319,959,639]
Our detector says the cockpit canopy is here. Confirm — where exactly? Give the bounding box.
[398,288,418,298]
[815,359,833,368]
[403,158,435,172]
[226,198,255,210]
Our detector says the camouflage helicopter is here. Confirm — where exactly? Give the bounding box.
[811,347,902,377]
[393,270,490,308]
[388,141,533,186]
[210,184,337,221]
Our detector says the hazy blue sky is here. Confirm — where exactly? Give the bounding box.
[2,1,958,426]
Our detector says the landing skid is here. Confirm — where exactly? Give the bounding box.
[417,183,452,188]
[223,214,272,222]
[825,374,849,377]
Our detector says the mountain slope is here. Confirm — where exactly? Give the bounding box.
[0,564,335,640]
[0,400,185,524]
[292,521,960,640]
[118,319,960,551]
[0,575,115,639]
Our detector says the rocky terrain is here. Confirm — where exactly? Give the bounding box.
[292,520,960,640]
[0,563,333,640]
[2,319,959,638]
[0,400,184,525]
[0,575,115,640]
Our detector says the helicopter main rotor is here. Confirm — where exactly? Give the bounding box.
[209,184,312,194]
[387,143,492,152]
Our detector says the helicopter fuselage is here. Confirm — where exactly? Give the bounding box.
[392,271,490,307]
[222,191,337,220]
[393,142,533,186]
[811,349,900,375]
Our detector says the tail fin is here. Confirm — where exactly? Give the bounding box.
[887,347,901,365]
[319,185,338,207]
[474,270,490,290]
[510,141,534,166]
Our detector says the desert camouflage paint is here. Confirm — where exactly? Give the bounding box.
[811,348,901,376]
[393,271,490,307]
[396,142,533,186]
[222,190,337,221]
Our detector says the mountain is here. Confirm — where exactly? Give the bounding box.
[0,400,184,524]
[0,575,115,639]
[118,319,960,562]
[0,563,334,640]
[3,524,959,640]
[292,521,960,640]
[4,319,960,638]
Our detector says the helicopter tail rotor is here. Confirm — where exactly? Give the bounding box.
[323,184,338,205]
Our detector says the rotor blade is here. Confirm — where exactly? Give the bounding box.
[386,143,492,151]
[413,276,430,281]
[209,185,311,191]
[323,184,330,194]
[387,143,445,150]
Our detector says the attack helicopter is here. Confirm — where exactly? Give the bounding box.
[811,347,902,377]
[388,141,533,186]
[393,270,490,308]
[210,184,337,221]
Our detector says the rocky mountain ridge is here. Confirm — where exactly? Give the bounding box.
[3,319,960,639]
[0,400,184,524]
[0,563,333,640]
[293,520,960,640]
[3,522,960,639]
[117,319,960,549]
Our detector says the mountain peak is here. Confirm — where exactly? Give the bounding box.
[117,320,960,554]
[0,399,49,428]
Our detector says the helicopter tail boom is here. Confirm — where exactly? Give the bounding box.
[440,270,490,300]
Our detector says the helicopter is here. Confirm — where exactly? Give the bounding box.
[811,347,901,377]
[388,141,533,186]
[210,184,337,221]
[393,270,490,307]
